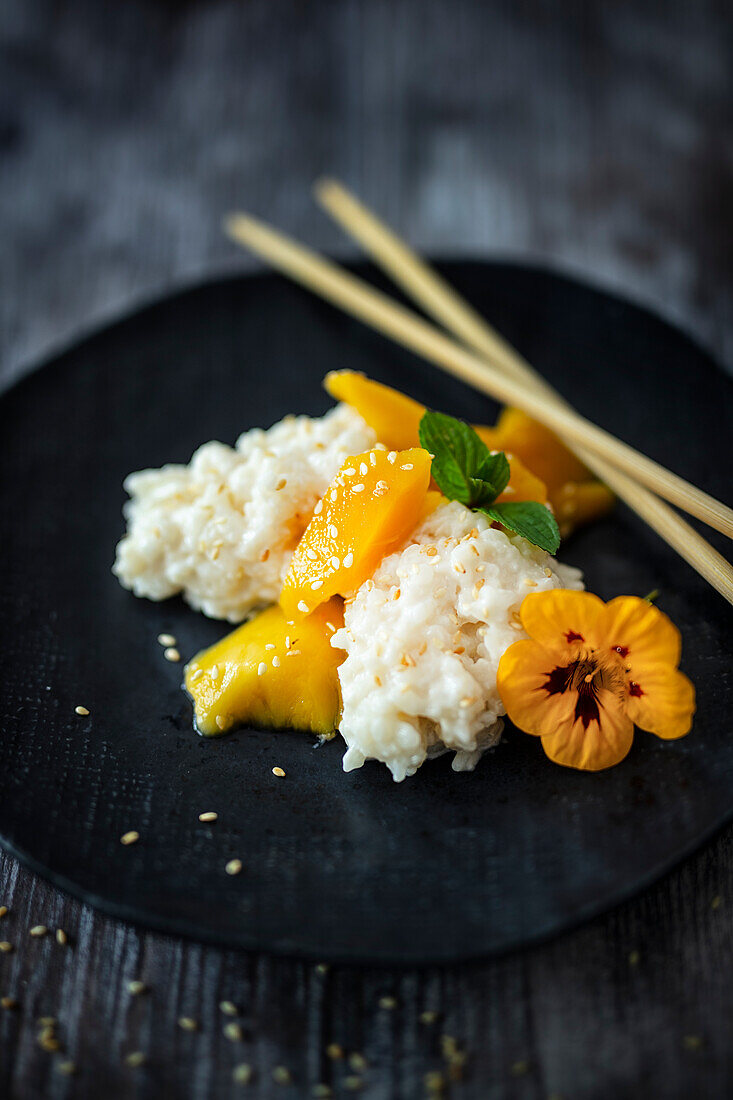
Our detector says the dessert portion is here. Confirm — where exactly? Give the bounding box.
[115,371,625,779]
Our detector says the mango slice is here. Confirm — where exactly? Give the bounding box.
[184,598,345,738]
[280,446,432,619]
[325,370,425,451]
[326,370,547,505]
[327,370,613,533]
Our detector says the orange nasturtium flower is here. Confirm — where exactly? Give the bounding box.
[497,590,695,771]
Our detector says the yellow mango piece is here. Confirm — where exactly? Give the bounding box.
[553,480,616,538]
[325,370,425,451]
[328,371,612,534]
[280,446,432,619]
[184,598,345,738]
[326,371,547,506]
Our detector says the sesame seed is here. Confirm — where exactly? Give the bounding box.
[127,980,147,995]
[178,1017,198,1031]
[419,1010,438,1025]
[164,647,181,663]
[343,552,354,569]
[260,548,270,562]
[286,649,302,657]
[219,1000,238,1016]
[326,1043,343,1059]
[233,1063,252,1084]
[459,697,475,709]
[272,1066,291,1085]
[125,1051,147,1067]
[215,716,226,731]
[329,524,339,539]
[370,452,377,465]
[30,925,48,938]
[225,859,242,876]
[310,580,323,591]
[544,567,553,577]
[326,621,336,632]
[315,962,329,975]
[55,929,68,946]
[191,669,204,682]
[359,462,368,476]
[349,1052,368,1071]
[330,489,337,501]
[120,831,139,846]
[224,1022,243,1042]
[1,997,18,1009]
[298,601,310,614]
[400,463,414,470]
[343,467,356,476]
[272,767,285,778]
[314,500,323,515]
[306,549,318,561]
[257,662,267,677]
[272,656,281,668]
[57,1061,76,1076]
[387,452,397,463]
[275,478,287,491]
[74,705,89,717]
[330,556,340,569]
[158,633,176,647]
[374,480,389,495]
[454,562,466,574]
[523,577,537,587]
[209,665,220,681]
[352,484,365,493]
[199,812,218,823]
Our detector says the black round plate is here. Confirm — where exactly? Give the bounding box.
[1,262,731,964]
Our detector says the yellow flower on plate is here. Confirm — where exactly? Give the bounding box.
[497,590,695,771]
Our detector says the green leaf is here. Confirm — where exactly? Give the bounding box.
[419,409,561,554]
[483,502,561,554]
[475,449,510,499]
[419,410,501,506]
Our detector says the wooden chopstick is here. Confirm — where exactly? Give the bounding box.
[224,211,733,542]
[312,179,733,606]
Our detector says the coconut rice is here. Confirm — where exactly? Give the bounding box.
[332,500,583,781]
[113,404,375,621]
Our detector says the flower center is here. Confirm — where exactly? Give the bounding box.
[543,652,626,729]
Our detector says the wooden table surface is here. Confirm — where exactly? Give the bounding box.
[2,2,732,1096]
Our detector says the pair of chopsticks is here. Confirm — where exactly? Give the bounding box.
[225,181,733,607]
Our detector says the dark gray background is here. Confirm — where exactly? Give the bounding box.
[1,1,732,1097]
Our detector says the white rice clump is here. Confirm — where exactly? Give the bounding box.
[113,404,375,621]
[332,500,584,781]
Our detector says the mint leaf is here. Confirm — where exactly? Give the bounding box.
[483,502,561,554]
[418,409,561,555]
[419,410,505,505]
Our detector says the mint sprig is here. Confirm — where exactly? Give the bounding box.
[418,410,561,554]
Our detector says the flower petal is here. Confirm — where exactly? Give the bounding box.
[600,596,681,670]
[626,664,695,740]
[519,589,607,653]
[541,689,634,771]
[497,639,576,737]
